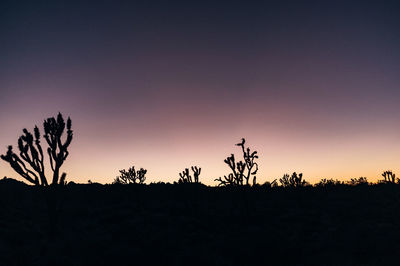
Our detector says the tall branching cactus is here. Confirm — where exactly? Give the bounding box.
[215,138,259,186]
[44,114,73,185]
[381,170,398,184]
[1,113,73,186]
[191,166,201,183]
[114,166,147,184]
[178,166,201,184]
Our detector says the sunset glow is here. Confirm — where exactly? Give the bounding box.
[1,1,399,185]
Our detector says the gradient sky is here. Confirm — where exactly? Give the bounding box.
[1,1,400,185]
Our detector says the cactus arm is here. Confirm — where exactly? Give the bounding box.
[1,147,39,185]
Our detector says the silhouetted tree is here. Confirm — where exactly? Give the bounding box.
[114,166,147,184]
[215,138,259,186]
[178,166,201,184]
[279,172,308,188]
[1,113,73,186]
[380,171,398,184]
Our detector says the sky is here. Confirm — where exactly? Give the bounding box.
[1,0,400,185]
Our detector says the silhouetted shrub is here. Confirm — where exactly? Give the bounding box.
[1,112,73,186]
[260,179,278,189]
[0,176,26,187]
[215,138,259,186]
[315,178,343,188]
[380,171,398,184]
[279,172,309,188]
[113,166,147,184]
[347,177,368,186]
[178,166,201,184]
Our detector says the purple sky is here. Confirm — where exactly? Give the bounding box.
[1,1,400,184]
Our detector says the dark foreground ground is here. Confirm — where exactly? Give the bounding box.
[1,179,400,266]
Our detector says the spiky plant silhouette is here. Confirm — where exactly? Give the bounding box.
[279,172,308,188]
[1,113,73,186]
[178,166,201,184]
[315,178,343,188]
[381,171,398,184]
[348,177,368,186]
[114,166,147,184]
[215,138,259,186]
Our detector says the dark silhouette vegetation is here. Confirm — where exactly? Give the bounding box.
[113,166,147,184]
[1,113,73,238]
[215,138,259,186]
[279,172,309,187]
[178,166,201,184]
[2,117,400,265]
[348,176,369,186]
[1,112,73,186]
[381,170,398,183]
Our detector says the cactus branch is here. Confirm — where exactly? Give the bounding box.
[215,138,259,186]
[1,113,73,186]
[178,166,201,184]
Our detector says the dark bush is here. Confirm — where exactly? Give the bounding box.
[315,178,343,188]
[113,166,147,184]
[347,177,369,186]
[279,172,309,188]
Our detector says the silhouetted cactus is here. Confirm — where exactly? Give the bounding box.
[215,173,236,186]
[215,138,259,186]
[178,166,201,184]
[1,113,73,186]
[44,113,73,185]
[380,171,398,184]
[113,166,147,184]
[279,172,308,188]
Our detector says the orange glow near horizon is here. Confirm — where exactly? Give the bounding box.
[1,110,399,185]
[1,1,399,186]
